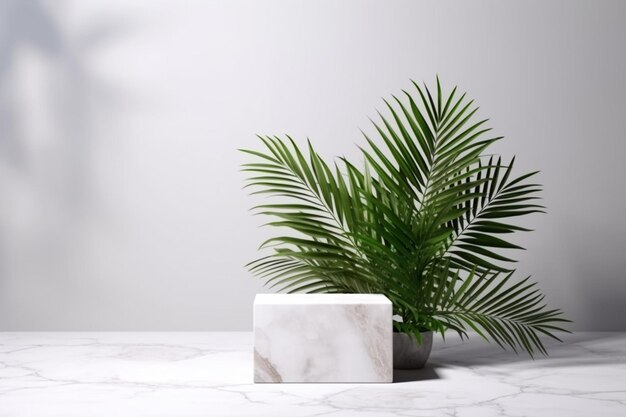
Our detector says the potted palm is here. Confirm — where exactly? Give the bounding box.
[241,78,569,368]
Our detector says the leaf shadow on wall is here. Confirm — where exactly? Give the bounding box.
[0,0,134,314]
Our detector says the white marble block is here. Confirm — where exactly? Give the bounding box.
[254,294,392,383]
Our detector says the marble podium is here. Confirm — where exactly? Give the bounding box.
[253,293,392,383]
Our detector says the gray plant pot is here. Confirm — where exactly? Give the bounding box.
[393,331,433,369]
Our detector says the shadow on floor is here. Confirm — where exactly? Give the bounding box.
[429,332,625,369]
[391,333,623,383]
[393,365,441,383]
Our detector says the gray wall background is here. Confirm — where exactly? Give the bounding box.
[0,0,625,330]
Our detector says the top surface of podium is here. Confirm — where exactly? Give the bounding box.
[254,293,391,305]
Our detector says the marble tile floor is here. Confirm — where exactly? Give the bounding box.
[0,332,624,416]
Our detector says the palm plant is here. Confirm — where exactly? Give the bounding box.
[241,78,569,356]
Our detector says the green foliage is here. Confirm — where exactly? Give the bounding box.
[241,78,569,356]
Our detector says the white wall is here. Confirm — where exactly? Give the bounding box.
[1,0,625,330]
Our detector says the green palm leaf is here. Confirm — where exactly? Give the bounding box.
[422,262,570,356]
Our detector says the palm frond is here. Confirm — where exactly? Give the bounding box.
[426,263,570,356]
[443,156,546,273]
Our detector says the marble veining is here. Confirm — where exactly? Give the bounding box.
[254,294,392,383]
[0,332,624,416]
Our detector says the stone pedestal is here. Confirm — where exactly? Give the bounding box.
[253,294,392,383]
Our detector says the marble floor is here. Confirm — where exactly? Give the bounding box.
[0,332,624,416]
